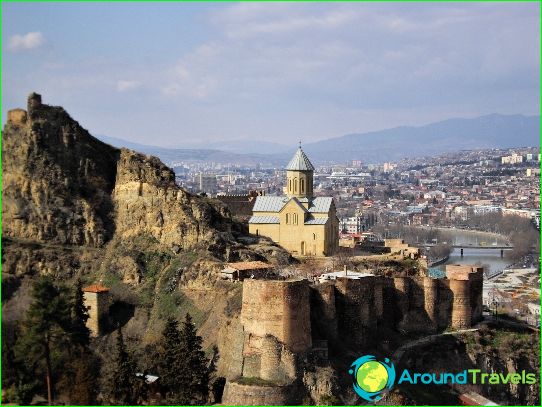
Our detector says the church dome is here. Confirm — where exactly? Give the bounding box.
[285,147,315,171]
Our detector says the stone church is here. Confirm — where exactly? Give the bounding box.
[249,147,339,256]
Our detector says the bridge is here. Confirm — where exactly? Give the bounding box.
[421,243,513,250]
[418,243,513,258]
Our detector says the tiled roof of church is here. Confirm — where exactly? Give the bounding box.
[252,196,332,214]
[285,147,315,171]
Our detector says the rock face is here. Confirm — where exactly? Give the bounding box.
[2,93,235,253]
[3,93,119,246]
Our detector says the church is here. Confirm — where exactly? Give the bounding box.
[248,147,339,256]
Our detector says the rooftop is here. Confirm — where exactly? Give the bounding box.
[82,284,110,293]
[285,147,315,171]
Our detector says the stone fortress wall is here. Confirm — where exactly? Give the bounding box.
[82,287,110,337]
[240,279,311,383]
[216,190,264,218]
[223,264,483,405]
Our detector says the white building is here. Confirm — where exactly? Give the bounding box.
[501,153,523,165]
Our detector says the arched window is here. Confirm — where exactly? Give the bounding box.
[301,179,305,193]
[294,178,298,193]
[256,229,259,236]
[286,213,289,224]
[313,233,316,240]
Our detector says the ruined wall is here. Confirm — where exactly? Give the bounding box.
[236,279,312,389]
[374,277,384,320]
[7,109,27,126]
[423,276,438,329]
[310,282,338,341]
[334,276,376,347]
[446,265,484,329]
[222,381,300,406]
[393,276,410,326]
[216,192,259,217]
[241,279,311,353]
[378,266,481,334]
[83,291,109,337]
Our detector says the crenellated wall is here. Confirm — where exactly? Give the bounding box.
[241,279,312,353]
[423,276,438,329]
[222,381,300,405]
[446,265,484,329]
[310,282,338,341]
[224,265,483,405]
[334,276,377,347]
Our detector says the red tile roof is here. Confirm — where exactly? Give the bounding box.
[83,284,110,293]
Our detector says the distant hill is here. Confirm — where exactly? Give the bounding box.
[98,113,539,166]
[300,114,540,163]
[96,135,286,167]
[182,139,290,155]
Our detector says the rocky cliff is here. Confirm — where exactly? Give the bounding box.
[2,93,248,256]
[2,94,290,385]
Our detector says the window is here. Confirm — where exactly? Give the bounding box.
[286,213,290,224]
[294,178,298,193]
[301,179,305,193]
[313,233,316,240]
[293,213,298,225]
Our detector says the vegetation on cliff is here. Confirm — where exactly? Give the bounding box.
[2,93,291,404]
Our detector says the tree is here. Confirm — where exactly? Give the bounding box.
[109,327,137,405]
[156,317,185,401]
[155,314,214,405]
[57,356,99,405]
[57,280,99,405]
[70,279,91,348]
[15,277,73,405]
[180,313,211,405]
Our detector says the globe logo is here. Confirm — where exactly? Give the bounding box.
[349,355,396,402]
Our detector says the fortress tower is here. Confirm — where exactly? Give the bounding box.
[446,265,483,329]
[82,284,110,337]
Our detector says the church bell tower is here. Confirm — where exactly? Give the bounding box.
[285,146,315,199]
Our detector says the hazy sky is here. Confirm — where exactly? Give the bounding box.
[2,1,540,147]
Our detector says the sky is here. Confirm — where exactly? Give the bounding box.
[2,1,540,147]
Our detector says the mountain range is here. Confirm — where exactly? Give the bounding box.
[97,113,539,166]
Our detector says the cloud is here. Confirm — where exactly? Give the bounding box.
[3,2,537,146]
[8,32,44,51]
[116,80,141,92]
[212,3,360,39]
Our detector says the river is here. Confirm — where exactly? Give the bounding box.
[411,227,512,274]
[438,247,511,275]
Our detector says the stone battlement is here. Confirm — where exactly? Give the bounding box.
[224,264,483,403]
[242,279,312,353]
[216,191,263,217]
[7,109,28,126]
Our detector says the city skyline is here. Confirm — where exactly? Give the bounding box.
[3,1,540,147]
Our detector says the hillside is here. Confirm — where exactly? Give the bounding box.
[1,93,291,394]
